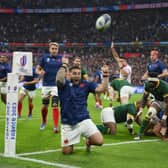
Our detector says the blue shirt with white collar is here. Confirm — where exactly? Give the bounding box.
[39,54,62,86]
[58,80,98,125]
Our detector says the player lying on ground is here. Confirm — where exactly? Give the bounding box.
[134,72,168,140]
[144,110,168,140]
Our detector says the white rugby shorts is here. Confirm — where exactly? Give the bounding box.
[101,107,116,123]
[41,86,58,98]
[61,119,99,147]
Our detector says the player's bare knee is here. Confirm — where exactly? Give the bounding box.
[62,146,73,155]
[90,133,104,146]
[96,137,103,146]
[52,96,59,107]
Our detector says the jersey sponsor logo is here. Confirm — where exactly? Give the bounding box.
[80,83,85,88]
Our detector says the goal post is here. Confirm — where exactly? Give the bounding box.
[4,52,32,157]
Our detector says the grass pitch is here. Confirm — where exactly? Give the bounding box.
[0,89,168,168]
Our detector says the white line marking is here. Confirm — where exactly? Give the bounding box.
[17,149,61,156]
[1,140,159,168]
[103,139,159,147]
[0,152,80,168]
[18,139,159,156]
[14,156,81,168]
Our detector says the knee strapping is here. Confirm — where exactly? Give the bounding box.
[52,96,59,107]
[42,98,49,105]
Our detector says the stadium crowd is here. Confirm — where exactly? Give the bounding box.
[0,8,167,43]
[0,0,166,8]
[0,6,167,86]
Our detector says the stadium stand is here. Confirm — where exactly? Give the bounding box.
[0,0,167,8]
[0,2,167,85]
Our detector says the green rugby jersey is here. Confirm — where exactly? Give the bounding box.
[114,103,137,123]
[110,78,132,96]
[145,80,168,101]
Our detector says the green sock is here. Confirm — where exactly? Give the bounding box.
[139,119,150,135]
[96,125,108,134]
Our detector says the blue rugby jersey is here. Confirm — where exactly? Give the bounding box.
[58,80,98,125]
[147,59,166,74]
[39,54,62,86]
[0,62,11,80]
[23,67,39,91]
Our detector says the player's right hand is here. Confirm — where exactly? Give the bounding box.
[62,57,69,65]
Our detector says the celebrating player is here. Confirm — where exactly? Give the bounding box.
[111,42,132,83]
[56,60,109,154]
[36,42,62,133]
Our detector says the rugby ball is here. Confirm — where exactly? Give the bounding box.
[95,13,111,31]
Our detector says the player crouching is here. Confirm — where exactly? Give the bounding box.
[97,101,142,136]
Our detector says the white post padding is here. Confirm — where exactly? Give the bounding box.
[4,73,19,157]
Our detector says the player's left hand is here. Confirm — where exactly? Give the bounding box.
[62,57,69,65]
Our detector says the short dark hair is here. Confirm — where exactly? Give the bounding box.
[73,56,81,60]
[69,66,81,71]
[151,48,160,52]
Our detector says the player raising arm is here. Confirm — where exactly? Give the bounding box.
[111,42,132,83]
[56,58,109,154]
